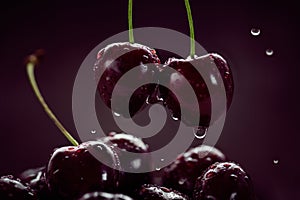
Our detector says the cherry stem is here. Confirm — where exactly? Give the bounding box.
[128,0,134,43]
[26,54,79,146]
[184,0,196,57]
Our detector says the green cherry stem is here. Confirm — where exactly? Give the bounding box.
[26,54,79,146]
[184,0,196,57]
[128,0,134,43]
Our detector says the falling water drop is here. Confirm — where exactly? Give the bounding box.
[273,159,279,164]
[250,28,261,36]
[266,49,274,56]
[193,126,208,139]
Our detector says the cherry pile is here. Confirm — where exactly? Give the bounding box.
[0,0,256,199]
[0,132,255,200]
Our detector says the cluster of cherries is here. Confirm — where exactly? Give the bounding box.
[0,0,256,199]
[0,130,255,200]
[0,116,257,200]
[0,44,255,200]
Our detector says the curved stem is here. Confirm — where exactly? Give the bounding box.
[128,0,134,43]
[184,0,195,57]
[26,55,79,146]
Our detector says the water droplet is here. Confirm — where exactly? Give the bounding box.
[230,174,238,180]
[113,112,121,117]
[205,195,217,200]
[273,159,279,164]
[178,178,186,185]
[193,126,208,139]
[155,167,161,171]
[266,49,274,56]
[160,158,165,162]
[250,28,260,36]
[146,96,150,104]
[230,192,238,200]
[131,159,142,169]
[97,145,103,150]
[102,172,108,181]
[91,130,96,134]
[172,115,179,121]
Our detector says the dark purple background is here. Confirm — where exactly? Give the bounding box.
[0,0,299,199]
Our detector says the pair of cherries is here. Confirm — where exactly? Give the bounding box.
[94,42,234,128]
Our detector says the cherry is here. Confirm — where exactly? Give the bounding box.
[19,167,53,200]
[163,53,234,127]
[163,145,226,196]
[19,166,45,184]
[100,132,152,195]
[46,141,122,199]
[136,184,189,200]
[0,175,36,200]
[161,0,234,128]
[78,191,134,200]
[94,0,160,118]
[193,162,255,200]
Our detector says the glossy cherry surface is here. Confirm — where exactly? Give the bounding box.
[46,141,121,199]
[0,175,36,200]
[163,145,226,196]
[94,42,161,117]
[101,132,152,195]
[20,167,52,200]
[193,162,255,200]
[163,53,234,127]
[78,191,134,200]
[137,184,189,200]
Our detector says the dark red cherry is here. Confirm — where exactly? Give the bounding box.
[94,42,161,117]
[193,162,255,200]
[78,191,134,200]
[20,167,53,200]
[0,175,36,200]
[137,184,189,200]
[101,132,152,195]
[163,53,234,127]
[46,141,122,200]
[20,166,45,183]
[163,145,226,196]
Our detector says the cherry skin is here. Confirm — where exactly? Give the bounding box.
[136,184,189,200]
[163,145,226,196]
[193,162,255,200]
[100,132,152,196]
[0,175,36,200]
[19,167,53,200]
[78,191,134,200]
[46,141,122,200]
[163,53,234,127]
[94,42,161,118]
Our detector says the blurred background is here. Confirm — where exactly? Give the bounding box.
[0,0,299,199]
